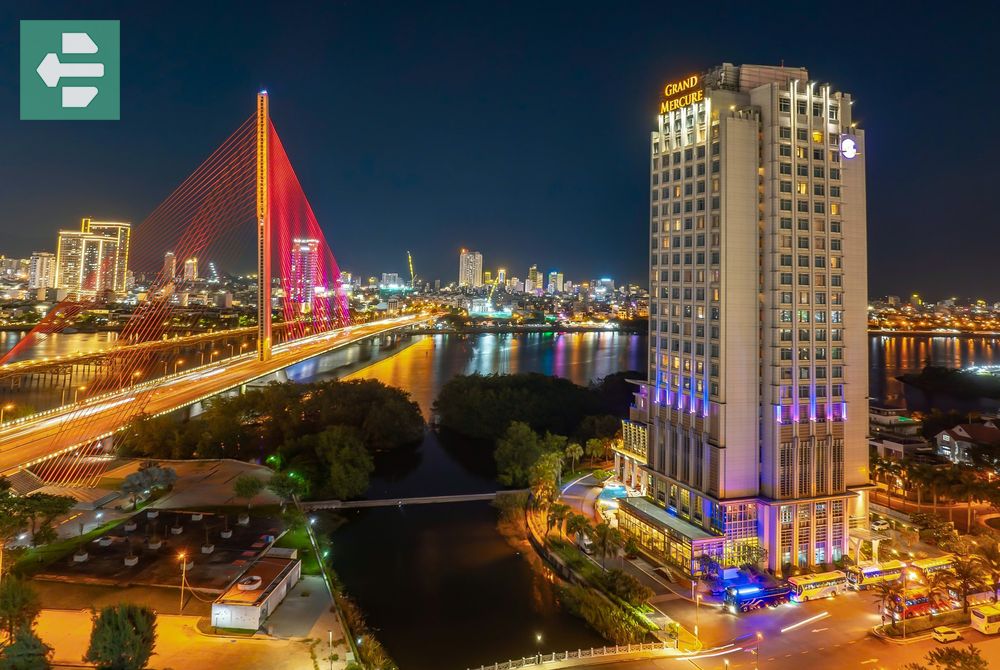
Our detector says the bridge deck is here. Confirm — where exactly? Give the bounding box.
[0,315,432,476]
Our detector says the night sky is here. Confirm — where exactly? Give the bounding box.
[0,2,996,297]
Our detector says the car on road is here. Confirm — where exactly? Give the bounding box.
[871,519,890,532]
[575,532,594,554]
[931,626,961,643]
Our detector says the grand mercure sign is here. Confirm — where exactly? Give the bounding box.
[659,75,703,114]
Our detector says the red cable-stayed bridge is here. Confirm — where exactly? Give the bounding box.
[0,93,436,489]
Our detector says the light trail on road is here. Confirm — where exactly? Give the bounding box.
[779,611,829,633]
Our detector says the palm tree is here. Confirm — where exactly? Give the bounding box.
[591,522,622,569]
[947,467,982,531]
[565,443,584,474]
[585,439,605,465]
[925,570,954,610]
[565,513,590,544]
[550,503,570,538]
[905,462,933,509]
[872,579,904,622]
[944,553,989,613]
[976,540,1000,603]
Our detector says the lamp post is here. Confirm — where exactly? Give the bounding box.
[75,386,86,403]
[178,552,188,615]
[174,359,184,375]
[328,629,334,670]
[535,632,542,664]
[0,403,13,424]
[755,632,762,670]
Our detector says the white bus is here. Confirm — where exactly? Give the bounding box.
[971,604,1000,635]
[846,560,905,590]
[787,570,848,602]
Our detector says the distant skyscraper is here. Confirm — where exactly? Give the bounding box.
[163,252,176,281]
[618,63,868,577]
[497,268,507,286]
[82,219,130,295]
[546,271,564,293]
[483,270,493,285]
[459,249,483,287]
[28,252,56,290]
[381,272,402,287]
[527,264,539,289]
[55,230,120,298]
[183,257,198,282]
[289,238,319,311]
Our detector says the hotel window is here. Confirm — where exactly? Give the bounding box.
[797,218,809,231]
[797,237,809,249]
[830,186,841,197]
[797,255,809,267]
[814,256,826,268]
[832,366,843,378]
[812,102,822,117]
[711,142,719,155]
[780,217,792,229]
[829,133,839,146]
[832,384,843,397]
[796,128,808,142]
[812,148,824,161]
[780,291,792,304]
[814,310,826,322]
[796,164,808,177]
[779,97,791,113]
[797,201,809,212]
[711,160,719,173]
[780,126,792,139]
[685,166,693,178]
[780,254,792,266]
[780,181,792,193]
[830,168,841,180]
[797,182,808,195]
[830,221,841,233]
[796,100,807,115]
[779,163,792,175]
[812,130,823,143]
[797,309,810,323]
[831,346,843,359]
[780,274,792,286]
[780,235,791,247]
[814,202,825,213]
[796,147,807,159]
[830,203,841,215]
[815,292,826,304]
[828,105,839,121]
[780,348,793,360]
[813,183,825,196]
[780,199,792,211]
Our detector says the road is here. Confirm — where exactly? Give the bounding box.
[594,591,1000,670]
[0,314,431,476]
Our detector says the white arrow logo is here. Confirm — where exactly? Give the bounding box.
[36,32,104,109]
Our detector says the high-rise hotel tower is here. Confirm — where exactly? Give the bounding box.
[615,64,869,576]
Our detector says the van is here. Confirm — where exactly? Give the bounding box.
[575,532,594,554]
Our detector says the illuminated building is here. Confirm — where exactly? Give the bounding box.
[183,257,199,282]
[483,270,493,285]
[82,219,131,294]
[28,252,56,289]
[527,264,540,290]
[620,64,869,576]
[459,249,483,287]
[497,268,507,286]
[289,238,319,311]
[55,228,120,298]
[163,251,176,281]
[546,271,564,294]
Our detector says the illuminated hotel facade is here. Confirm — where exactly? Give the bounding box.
[616,64,870,576]
[289,238,320,311]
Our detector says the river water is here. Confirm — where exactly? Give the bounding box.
[6,330,1000,668]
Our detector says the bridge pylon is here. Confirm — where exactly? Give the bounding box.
[256,91,272,361]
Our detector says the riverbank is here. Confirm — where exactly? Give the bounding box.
[412,325,646,335]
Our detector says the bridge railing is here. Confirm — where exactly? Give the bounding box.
[467,641,673,670]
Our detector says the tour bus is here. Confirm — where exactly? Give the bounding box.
[723,584,791,614]
[970,604,1000,634]
[846,560,906,590]
[885,588,946,620]
[909,555,955,582]
[787,570,848,602]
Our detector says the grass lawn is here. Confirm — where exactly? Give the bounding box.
[275,526,323,575]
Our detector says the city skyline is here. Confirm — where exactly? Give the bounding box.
[0,3,993,295]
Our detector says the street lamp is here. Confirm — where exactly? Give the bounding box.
[535,632,542,664]
[174,359,184,375]
[178,552,188,614]
[75,386,86,403]
[0,403,14,424]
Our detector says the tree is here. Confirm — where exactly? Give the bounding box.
[584,438,605,465]
[871,579,904,622]
[549,504,571,538]
[84,604,157,670]
[591,522,622,569]
[495,422,542,487]
[267,472,309,503]
[943,553,989,613]
[529,451,564,509]
[565,513,591,542]
[21,494,74,547]
[565,443,584,474]
[903,645,989,670]
[947,467,985,531]
[0,578,41,639]
[312,426,374,500]
[232,474,265,512]
[0,625,52,670]
[975,540,1000,602]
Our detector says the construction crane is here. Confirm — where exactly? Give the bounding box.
[407,251,416,289]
